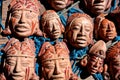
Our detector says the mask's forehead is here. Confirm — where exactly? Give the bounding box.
[70,17,93,29]
[9,0,40,13]
[89,40,106,59]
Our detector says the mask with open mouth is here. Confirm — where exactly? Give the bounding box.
[2,0,43,38]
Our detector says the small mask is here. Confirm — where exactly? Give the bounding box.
[65,13,93,48]
[87,40,106,74]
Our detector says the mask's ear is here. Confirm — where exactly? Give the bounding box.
[1,1,15,37]
[57,18,65,34]
[98,66,103,73]
[1,10,11,36]
[2,58,6,69]
[80,55,88,67]
[34,26,43,36]
[103,64,108,73]
[1,27,11,36]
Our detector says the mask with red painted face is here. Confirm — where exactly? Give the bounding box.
[2,0,42,38]
[38,42,76,80]
[1,38,39,80]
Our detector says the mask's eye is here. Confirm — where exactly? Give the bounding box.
[6,57,16,66]
[25,56,28,58]
[62,58,64,60]
[7,61,16,66]
[30,10,32,13]
[44,60,55,69]
[21,62,29,67]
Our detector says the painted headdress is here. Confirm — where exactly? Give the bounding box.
[38,42,69,62]
[2,38,36,57]
[2,0,42,37]
[9,0,40,13]
[88,40,107,59]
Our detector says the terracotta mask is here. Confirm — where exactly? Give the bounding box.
[1,38,39,80]
[41,10,64,40]
[2,0,42,38]
[87,40,106,74]
[65,13,93,48]
[98,19,117,42]
[38,42,76,80]
[47,0,68,10]
[84,0,112,15]
[106,42,120,80]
